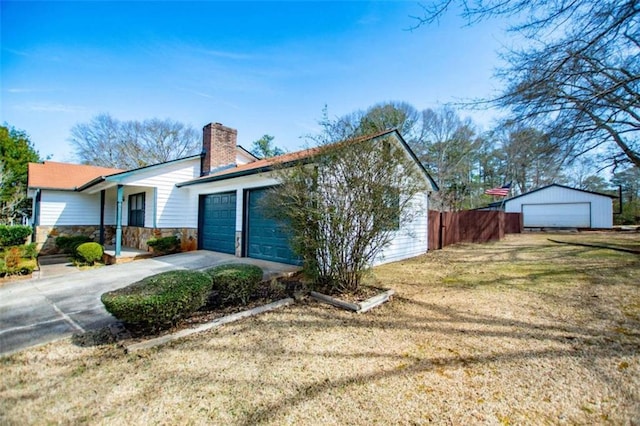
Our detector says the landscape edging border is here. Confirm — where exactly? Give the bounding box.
[309,289,395,314]
[126,297,295,352]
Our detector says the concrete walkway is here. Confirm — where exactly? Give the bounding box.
[0,251,300,357]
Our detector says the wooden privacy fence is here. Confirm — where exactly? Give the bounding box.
[428,210,522,250]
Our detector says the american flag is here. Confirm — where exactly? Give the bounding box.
[484,182,511,197]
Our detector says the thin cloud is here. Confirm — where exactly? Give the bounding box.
[179,88,241,110]
[2,47,62,62]
[6,88,60,94]
[198,49,255,60]
[2,48,30,57]
[15,102,85,113]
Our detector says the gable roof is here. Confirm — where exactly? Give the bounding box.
[177,129,439,190]
[76,155,201,192]
[474,183,617,210]
[28,161,125,191]
[236,145,259,161]
[504,183,618,202]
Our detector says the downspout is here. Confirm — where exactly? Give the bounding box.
[615,185,623,215]
[115,184,123,256]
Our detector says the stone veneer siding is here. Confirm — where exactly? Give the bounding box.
[34,225,116,255]
[122,226,198,252]
[34,225,198,255]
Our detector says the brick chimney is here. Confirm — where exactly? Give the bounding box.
[201,123,237,176]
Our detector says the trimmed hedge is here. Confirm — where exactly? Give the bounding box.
[56,235,93,254]
[0,225,32,248]
[101,270,213,330]
[76,242,103,265]
[206,263,264,306]
[147,236,180,254]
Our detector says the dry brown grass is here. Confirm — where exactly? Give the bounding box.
[1,232,639,425]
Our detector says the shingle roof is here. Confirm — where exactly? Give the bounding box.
[177,129,419,187]
[181,145,322,185]
[28,161,125,190]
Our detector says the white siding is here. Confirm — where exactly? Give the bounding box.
[112,159,199,228]
[104,188,117,225]
[373,191,430,265]
[236,150,256,165]
[505,185,613,228]
[39,190,101,226]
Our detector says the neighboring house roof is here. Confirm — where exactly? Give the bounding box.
[27,161,125,191]
[504,183,618,202]
[177,129,439,190]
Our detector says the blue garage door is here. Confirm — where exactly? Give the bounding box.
[246,188,301,265]
[199,191,236,254]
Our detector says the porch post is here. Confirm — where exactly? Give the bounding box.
[115,184,123,256]
[31,189,41,243]
[99,190,105,245]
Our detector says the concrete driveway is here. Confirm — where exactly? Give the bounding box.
[0,251,299,357]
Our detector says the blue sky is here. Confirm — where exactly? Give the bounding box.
[1,1,506,162]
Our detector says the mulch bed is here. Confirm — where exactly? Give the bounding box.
[73,274,385,347]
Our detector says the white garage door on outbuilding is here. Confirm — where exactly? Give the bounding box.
[504,184,615,229]
[522,203,591,228]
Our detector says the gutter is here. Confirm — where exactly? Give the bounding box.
[176,163,291,188]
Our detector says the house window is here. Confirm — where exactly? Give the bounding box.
[128,192,145,227]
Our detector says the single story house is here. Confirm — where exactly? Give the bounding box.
[502,184,615,229]
[28,122,438,265]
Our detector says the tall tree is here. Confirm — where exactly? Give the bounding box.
[414,0,640,168]
[314,102,422,144]
[358,101,422,142]
[69,114,200,169]
[415,107,484,210]
[0,125,40,224]
[491,123,567,193]
[250,135,285,158]
[566,156,611,192]
[611,166,640,224]
[320,103,489,210]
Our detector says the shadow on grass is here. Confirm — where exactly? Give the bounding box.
[193,293,637,425]
[60,235,640,424]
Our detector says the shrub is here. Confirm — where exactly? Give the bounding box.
[4,247,21,270]
[147,236,180,254]
[55,235,93,254]
[0,248,36,276]
[206,263,264,306]
[76,242,104,265]
[21,243,38,259]
[0,225,32,248]
[101,270,212,330]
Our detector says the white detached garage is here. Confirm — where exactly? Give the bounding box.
[504,184,615,229]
